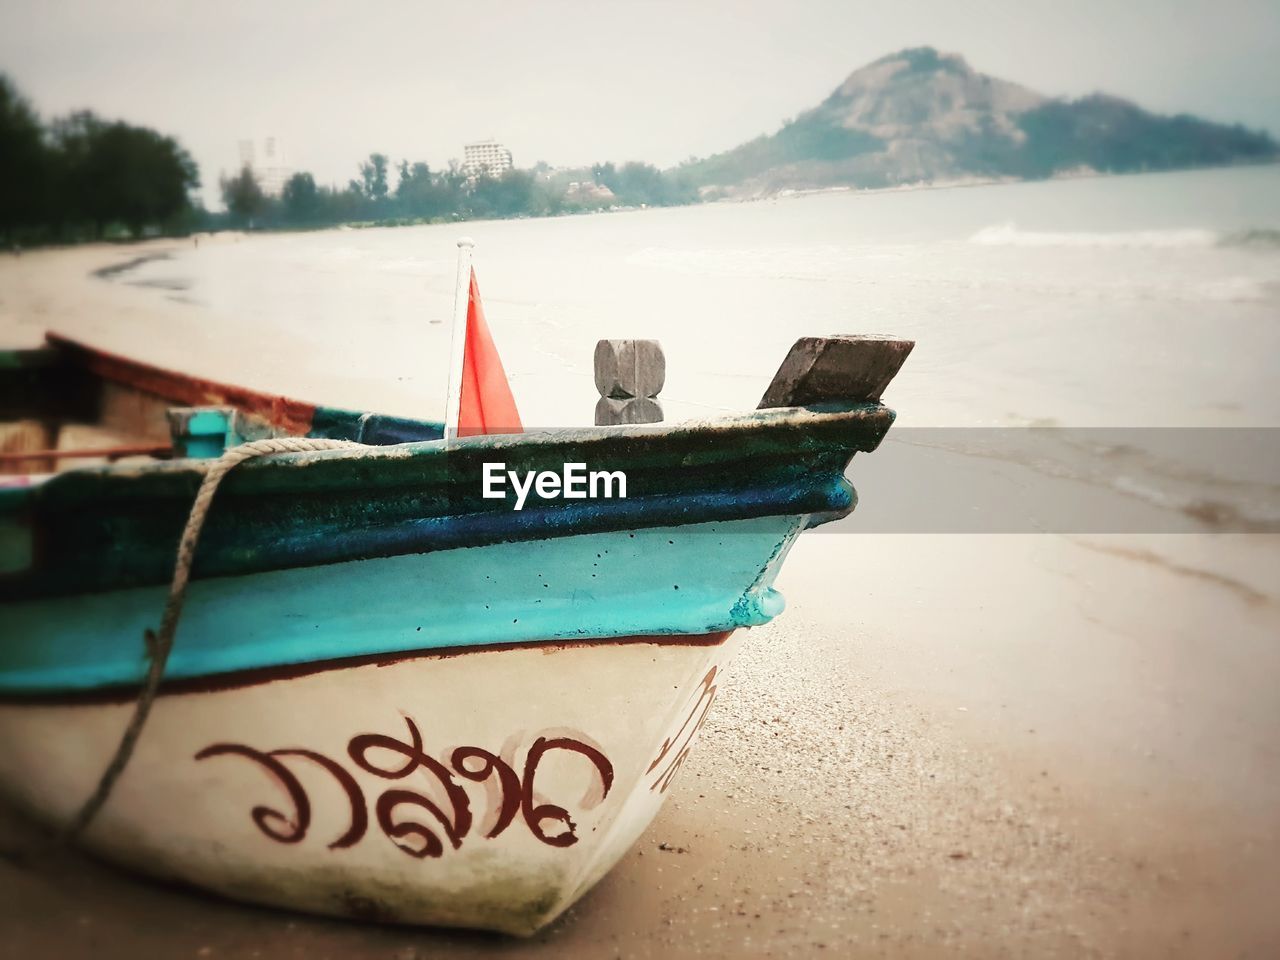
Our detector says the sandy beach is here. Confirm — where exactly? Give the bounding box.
[2,230,1279,958]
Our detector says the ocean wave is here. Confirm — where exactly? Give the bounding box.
[1218,228,1280,249]
[969,222,1219,248]
[627,244,921,281]
[1187,277,1273,302]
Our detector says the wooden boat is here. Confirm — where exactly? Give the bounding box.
[0,331,911,935]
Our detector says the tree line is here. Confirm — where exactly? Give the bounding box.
[220,155,697,230]
[1,75,199,243]
[1,72,698,246]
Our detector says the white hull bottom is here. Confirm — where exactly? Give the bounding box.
[0,632,741,934]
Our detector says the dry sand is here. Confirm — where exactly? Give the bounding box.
[1,243,1278,958]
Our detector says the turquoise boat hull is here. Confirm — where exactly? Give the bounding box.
[3,516,798,694]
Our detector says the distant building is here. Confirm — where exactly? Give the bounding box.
[462,140,513,180]
[566,181,616,203]
[238,137,292,196]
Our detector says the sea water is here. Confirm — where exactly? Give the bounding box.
[112,164,1280,531]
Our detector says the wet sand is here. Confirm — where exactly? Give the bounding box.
[1,243,1278,957]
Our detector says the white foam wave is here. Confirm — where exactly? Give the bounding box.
[969,222,1219,249]
[627,244,912,280]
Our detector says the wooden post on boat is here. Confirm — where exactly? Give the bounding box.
[758,335,914,408]
[594,339,665,425]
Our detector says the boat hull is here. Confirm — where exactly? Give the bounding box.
[0,516,792,933]
[0,333,912,933]
[0,630,740,935]
[1,516,798,694]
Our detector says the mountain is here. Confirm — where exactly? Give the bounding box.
[682,47,1278,196]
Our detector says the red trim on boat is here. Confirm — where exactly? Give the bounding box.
[47,333,319,435]
[0,443,174,465]
[0,631,735,707]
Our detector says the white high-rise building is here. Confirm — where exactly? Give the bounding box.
[462,140,513,179]
[237,137,292,196]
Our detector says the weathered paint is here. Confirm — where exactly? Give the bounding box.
[1,516,797,694]
[0,335,444,462]
[0,403,888,599]
[0,630,744,935]
[44,334,325,437]
[167,407,236,459]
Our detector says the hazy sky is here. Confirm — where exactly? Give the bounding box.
[2,0,1277,206]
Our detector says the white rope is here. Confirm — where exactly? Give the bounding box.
[65,437,366,840]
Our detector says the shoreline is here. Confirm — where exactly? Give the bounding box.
[4,160,1276,254]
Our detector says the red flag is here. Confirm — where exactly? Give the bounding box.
[456,269,522,437]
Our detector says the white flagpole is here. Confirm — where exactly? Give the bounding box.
[443,237,475,447]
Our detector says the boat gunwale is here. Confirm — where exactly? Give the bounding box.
[2,403,892,601]
[26,400,894,483]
